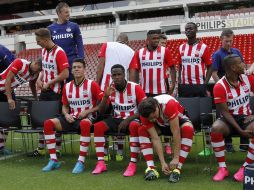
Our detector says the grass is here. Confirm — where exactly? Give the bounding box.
[0,133,245,190]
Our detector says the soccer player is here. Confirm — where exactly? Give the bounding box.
[96,33,134,161]
[30,28,69,157]
[138,96,194,183]
[42,58,103,173]
[211,54,254,182]
[48,2,84,82]
[211,29,248,154]
[177,22,213,97]
[0,58,41,155]
[129,30,176,97]
[92,64,146,176]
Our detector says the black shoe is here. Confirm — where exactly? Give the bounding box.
[144,167,159,181]
[168,169,181,183]
[27,148,46,157]
[225,144,235,153]
[239,145,248,152]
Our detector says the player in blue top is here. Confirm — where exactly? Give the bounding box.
[48,2,84,81]
[0,44,16,73]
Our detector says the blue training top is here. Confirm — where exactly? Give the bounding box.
[48,21,85,65]
[0,44,16,73]
[212,47,243,78]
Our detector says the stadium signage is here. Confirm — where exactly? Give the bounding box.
[182,17,254,31]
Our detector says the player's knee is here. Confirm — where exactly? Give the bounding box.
[211,123,223,134]
[181,125,194,136]
[129,121,140,134]
[44,119,55,132]
[93,121,107,135]
[80,119,91,131]
[138,125,149,137]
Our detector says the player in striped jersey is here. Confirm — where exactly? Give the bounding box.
[30,28,69,158]
[210,54,254,182]
[137,95,194,183]
[92,64,146,176]
[42,58,103,173]
[129,30,176,97]
[0,58,41,155]
[177,22,213,97]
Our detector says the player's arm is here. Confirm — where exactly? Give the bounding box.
[47,68,69,87]
[61,86,75,123]
[29,78,38,100]
[211,53,220,83]
[203,48,213,84]
[98,84,114,114]
[169,66,176,94]
[205,64,213,84]
[129,51,140,83]
[118,113,139,133]
[5,70,16,109]
[147,126,169,174]
[168,117,181,169]
[96,57,105,85]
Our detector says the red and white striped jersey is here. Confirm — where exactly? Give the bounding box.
[62,79,103,119]
[129,46,174,95]
[41,45,69,94]
[0,58,37,92]
[213,74,254,115]
[98,42,134,91]
[178,41,212,85]
[140,94,188,129]
[108,81,146,119]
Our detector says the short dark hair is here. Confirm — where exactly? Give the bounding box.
[186,22,198,30]
[159,33,167,40]
[138,97,158,118]
[221,29,234,38]
[111,64,125,73]
[223,54,240,71]
[56,2,69,14]
[35,28,51,39]
[147,30,161,36]
[73,58,86,67]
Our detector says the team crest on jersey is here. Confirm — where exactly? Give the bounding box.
[157,53,161,59]
[242,85,249,93]
[127,96,133,102]
[83,90,88,95]
[66,27,71,32]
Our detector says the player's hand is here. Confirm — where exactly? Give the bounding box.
[239,129,253,138]
[118,120,129,133]
[7,98,15,110]
[65,113,75,123]
[105,84,115,97]
[36,79,43,90]
[77,110,90,119]
[169,158,179,171]
[161,162,170,175]
[42,83,50,91]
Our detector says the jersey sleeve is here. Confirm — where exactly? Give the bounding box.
[74,24,85,59]
[98,43,107,58]
[202,46,212,66]
[164,100,179,120]
[164,48,175,67]
[55,50,69,73]
[9,59,23,74]
[129,51,141,71]
[61,84,68,106]
[91,81,104,101]
[140,115,155,130]
[135,84,146,104]
[211,52,220,71]
[213,83,227,104]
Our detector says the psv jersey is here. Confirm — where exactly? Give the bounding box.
[62,79,103,119]
[214,74,254,115]
[0,59,37,92]
[140,94,188,129]
[107,81,146,119]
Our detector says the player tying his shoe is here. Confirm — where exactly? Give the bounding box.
[138,95,194,183]
[211,54,254,182]
[92,64,146,176]
[42,58,103,173]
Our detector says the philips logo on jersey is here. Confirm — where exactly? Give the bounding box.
[113,104,136,111]
[15,75,26,84]
[182,57,201,64]
[142,61,162,67]
[227,95,249,108]
[52,33,73,40]
[70,99,91,106]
